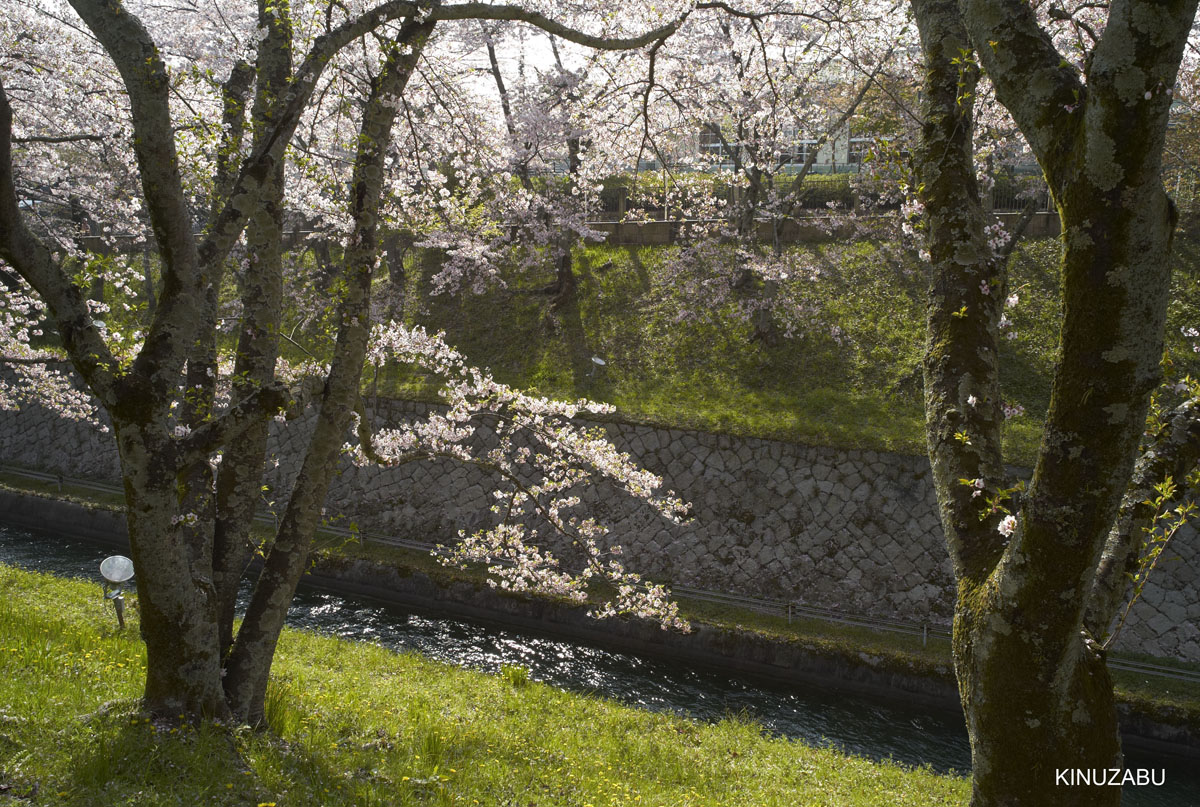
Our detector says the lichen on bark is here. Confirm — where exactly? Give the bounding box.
[913,0,1197,803]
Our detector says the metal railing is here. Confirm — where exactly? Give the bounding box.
[3,462,1198,684]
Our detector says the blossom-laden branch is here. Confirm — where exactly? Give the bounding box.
[0,76,122,411]
[346,322,691,631]
[0,273,104,425]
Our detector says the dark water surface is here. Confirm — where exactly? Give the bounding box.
[1,523,1195,806]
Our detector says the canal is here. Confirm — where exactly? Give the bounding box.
[1,522,1194,806]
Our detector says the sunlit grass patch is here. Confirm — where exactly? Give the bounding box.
[358,237,1141,465]
[0,564,971,806]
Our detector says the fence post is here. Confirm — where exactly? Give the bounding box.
[922,624,928,647]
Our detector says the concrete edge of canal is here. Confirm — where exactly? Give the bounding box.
[1,487,1196,759]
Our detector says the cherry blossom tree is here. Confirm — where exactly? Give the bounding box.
[394,21,641,309]
[0,0,695,723]
[910,0,1198,803]
[624,2,911,343]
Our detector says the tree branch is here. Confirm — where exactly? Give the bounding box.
[958,0,1084,190]
[782,44,895,219]
[177,371,327,469]
[66,0,211,415]
[0,354,74,366]
[998,194,1041,261]
[0,76,120,408]
[1084,396,1200,637]
[913,0,1009,581]
[212,60,255,220]
[12,133,104,144]
[433,3,687,50]
[198,1,427,275]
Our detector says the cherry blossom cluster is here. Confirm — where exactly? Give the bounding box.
[348,321,690,630]
[0,279,104,425]
[1181,325,1200,354]
[1001,401,1025,420]
[983,221,1009,254]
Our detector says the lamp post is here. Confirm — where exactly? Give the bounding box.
[99,555,134,629]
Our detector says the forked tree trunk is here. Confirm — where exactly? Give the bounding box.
[912,0,1191,803]
[4,0,671,729]
[221,21,434,722]
[115,423,229,719]
[952,585,1121,806]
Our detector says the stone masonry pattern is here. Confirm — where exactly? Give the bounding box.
[0,396,1196,662]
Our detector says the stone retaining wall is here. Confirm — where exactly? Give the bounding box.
[1,396,1196,662]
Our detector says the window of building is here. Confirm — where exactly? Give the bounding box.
[699,127,737,162]
[848,137,871,165]
[789,140,818,165]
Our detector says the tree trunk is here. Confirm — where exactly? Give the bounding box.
[115,422,229,719]
[211,197,283,658]
[221,357,364,721]
[549,242,577,309]
[382,230,412,318]
[911,0,1191,802]
[221,21,434,722]
[955,595,1121,806]
[213,13,291,658]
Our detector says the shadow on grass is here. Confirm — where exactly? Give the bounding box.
[61,710,281,805]
[59,700,429,806]
[550,253,601,396]
[622,245,653,292]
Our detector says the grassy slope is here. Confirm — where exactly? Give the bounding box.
[377,241,934,454]
[361,236,1200,465]
[0,564,970,807]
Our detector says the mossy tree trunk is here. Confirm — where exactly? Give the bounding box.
[912,0,1196,803]
[0,0,411,722]
[210,0,292,663]
[221,20,434,723]
[116,421,230,718]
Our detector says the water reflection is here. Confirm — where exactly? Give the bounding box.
[285,586,974,767]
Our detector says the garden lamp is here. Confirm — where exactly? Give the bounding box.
[99,555,134,630]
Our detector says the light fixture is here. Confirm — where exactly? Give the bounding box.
[100,555,134,629]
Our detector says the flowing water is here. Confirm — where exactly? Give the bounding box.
[1,522,1195,806]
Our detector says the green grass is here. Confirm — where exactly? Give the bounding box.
[349,235,1200,465]
[370,241,933,455]
[0,564,971,806]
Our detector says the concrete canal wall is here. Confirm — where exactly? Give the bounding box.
[1,395,1197,663]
